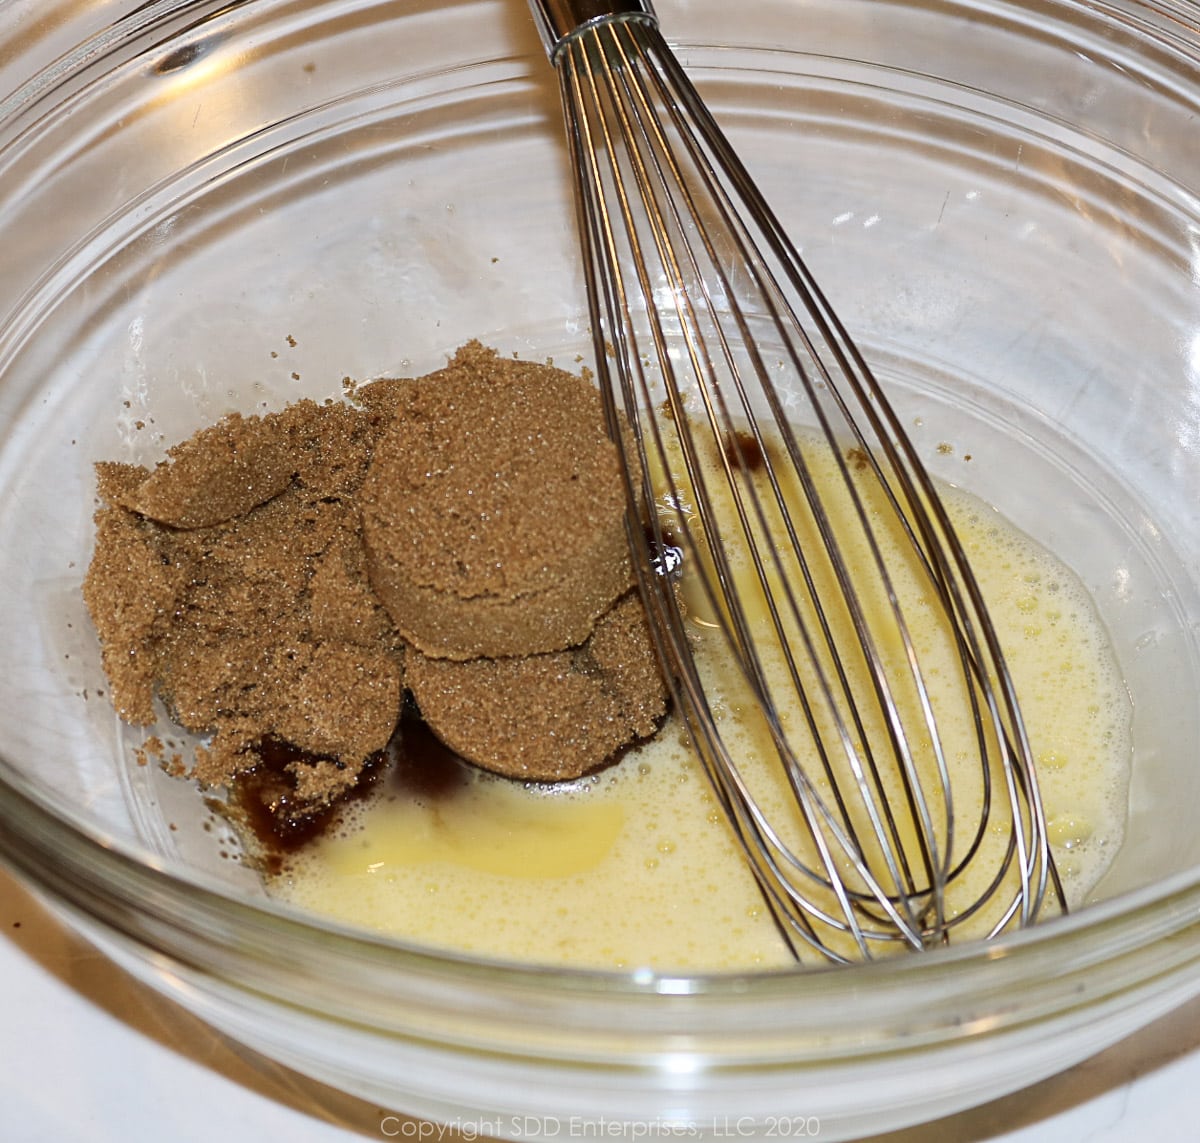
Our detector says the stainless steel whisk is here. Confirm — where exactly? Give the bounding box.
[528,0,1063,963]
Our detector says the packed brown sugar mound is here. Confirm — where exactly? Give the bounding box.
[84,342,669,814]
[359,341,633,660]
[406,591,668,782]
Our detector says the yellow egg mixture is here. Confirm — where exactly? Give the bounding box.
[274,444,1131,971]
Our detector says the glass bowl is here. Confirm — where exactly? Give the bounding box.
[2,0,1200,1138]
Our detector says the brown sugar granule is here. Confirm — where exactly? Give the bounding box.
[406,591,668,782]
[83,398,404,805]
[134,736,165,768]
[360,341,632,660]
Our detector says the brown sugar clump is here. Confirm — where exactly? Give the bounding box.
[126,412,297,529]
[84,343,671,840]
[83,470,186,724]
[406,591,668,781]
[359,341,632,660]
[83,399,405,809]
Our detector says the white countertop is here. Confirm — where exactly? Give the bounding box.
[3,865,1198,1143]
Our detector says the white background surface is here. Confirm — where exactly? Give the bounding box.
[3,864,1200,1143]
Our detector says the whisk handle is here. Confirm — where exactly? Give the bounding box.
[528,0,657,60]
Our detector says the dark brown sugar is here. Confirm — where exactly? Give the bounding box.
[83,398,405,807]
[128,412,297,529]
[406,591,669,782]
[359,341,633,660]
[84,344,669,827]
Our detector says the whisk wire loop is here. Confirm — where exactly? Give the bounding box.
[568,27,942,953]
[571,28,941,945]
[535,1,1062,961]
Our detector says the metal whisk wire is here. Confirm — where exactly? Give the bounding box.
[529,0,1062,962]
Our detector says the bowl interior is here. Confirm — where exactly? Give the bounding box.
[2,0,1200,947]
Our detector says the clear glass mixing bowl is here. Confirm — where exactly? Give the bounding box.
[2,0,1200,1138]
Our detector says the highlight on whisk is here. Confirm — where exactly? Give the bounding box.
[529,0,1063,963]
